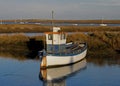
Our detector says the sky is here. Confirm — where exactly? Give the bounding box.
[0,0,120,20]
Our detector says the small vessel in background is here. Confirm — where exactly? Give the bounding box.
[0,20,3,24]
[72,23,78,26]
[100,23,107,26]
[100,18,107,26]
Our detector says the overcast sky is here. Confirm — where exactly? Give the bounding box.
[0,0,120,20]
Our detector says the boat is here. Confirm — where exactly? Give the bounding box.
[0,20,3,24]
[72,23,78,26]
[100,23,107,26]
[39,59,87,81]
[38,26,87,69]
[100,18,107,26]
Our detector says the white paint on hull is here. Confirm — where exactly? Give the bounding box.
[100,24,107,26]
[46,49,87,67]
[40,59,86,81]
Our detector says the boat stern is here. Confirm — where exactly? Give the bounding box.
[40,56,47,69]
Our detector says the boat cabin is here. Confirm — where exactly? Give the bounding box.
[45,27,67,54]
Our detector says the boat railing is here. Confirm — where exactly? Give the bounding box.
[47,43,87,56]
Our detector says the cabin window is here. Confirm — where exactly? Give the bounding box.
[63,34,66,39]
[61,34,66,40]
[48,34,53,40]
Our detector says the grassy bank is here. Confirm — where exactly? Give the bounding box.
[2,19,120,24]
[0,34,45,59]
[0,24,120,33]
[0,31,119,59]
[0,24,50,33]
[67,32,120,50]
[61,26,120,32]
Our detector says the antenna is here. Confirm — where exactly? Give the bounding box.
[52,10,54,27]
[0,19,2,24]
[51,11,54,53]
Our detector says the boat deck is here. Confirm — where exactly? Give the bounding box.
[47,43,87,56]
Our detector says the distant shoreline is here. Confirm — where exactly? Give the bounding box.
[1,19,120,24]
[0,24,120,33]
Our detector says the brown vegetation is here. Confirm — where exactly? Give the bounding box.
[1,31,119,52]
[0,24,120,59]
[2,19,120,24]
[0,24,51,33]
[0,24,120,33]
[61,26,120,32]
[0,34,45,59]
[67,32,120,56]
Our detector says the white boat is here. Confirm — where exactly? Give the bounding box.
[100,18,107,26]
[35,22,41,25]
[39,27,87,69]
[100,23,107,26]
[72,23,78,26]
[39,59,86,81]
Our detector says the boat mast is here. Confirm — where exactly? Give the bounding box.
[0,19,2,24]
[101,18,103,24]
[52,11,54,53]
[52,10,54,28]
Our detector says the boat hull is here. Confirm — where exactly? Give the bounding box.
[40,59,86,81]
[40,49,87,69]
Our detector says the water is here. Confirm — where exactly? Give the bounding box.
[0,32,44,37]
[0,32,83,37]
[0,57,41,86]
[1,21,120,26]
[0,55,120,86]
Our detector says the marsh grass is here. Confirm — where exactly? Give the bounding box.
[0,31,119,59]
[61,26,120,32]
[0,31,119,51]
[2,19,120,24]
[0,24,120,33]
[67,31,120,56]
[93,31,120,50]
[0,33,45,59]
[0,24,50,33]
[0,33,29,45]
[0,34,44,51]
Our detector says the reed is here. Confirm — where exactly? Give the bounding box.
[0,31,119,59]
[67,31,120,53]
[0,33,29,45]
[0,31,119,50]
[67,33,88,43]
[0,34,45,59]
[61,26,120,32]
[0,24,50,33]
[2,19,120,24]
[0,24,120,33]
[93,31,120,50]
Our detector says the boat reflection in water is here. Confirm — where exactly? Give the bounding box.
[39,59,87,86]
